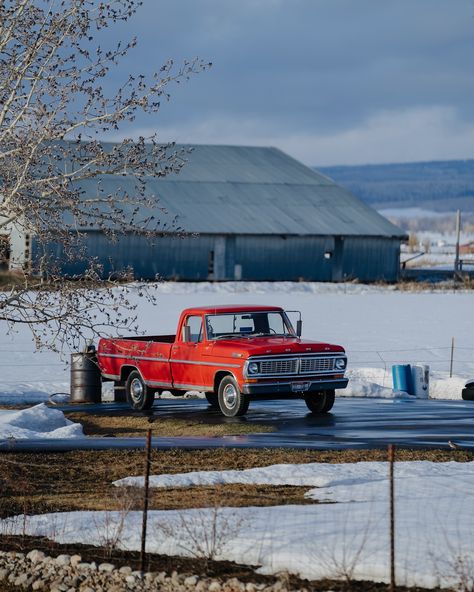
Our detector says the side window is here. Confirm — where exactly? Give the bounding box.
[268,313,285,334]
[183,316,203,343]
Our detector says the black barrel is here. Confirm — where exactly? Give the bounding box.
[70,351,102,403]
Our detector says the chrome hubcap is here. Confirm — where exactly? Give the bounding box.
[223,383,237,408]
[130,377,144,403]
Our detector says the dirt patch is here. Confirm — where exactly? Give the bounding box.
[0,447,471,518]
[66,412,275,437]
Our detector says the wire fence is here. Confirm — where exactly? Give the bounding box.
[0,344,473,386]
[0,440,473,589]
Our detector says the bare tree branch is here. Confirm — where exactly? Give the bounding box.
[0,0,210,351]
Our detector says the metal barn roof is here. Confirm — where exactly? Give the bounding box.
[79,144,405,237]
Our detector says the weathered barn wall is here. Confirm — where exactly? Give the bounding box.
[45,233,213,280]
[47,232,401,282]
[341,236,401,281]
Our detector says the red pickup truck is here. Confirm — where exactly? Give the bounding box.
[97,305,348,417]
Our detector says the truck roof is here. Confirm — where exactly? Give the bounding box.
[181,305,284,315]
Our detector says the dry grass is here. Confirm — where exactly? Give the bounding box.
[395,278,474,291]
[66,412,275,437]
[0,447,472,518]
[0,271,26,289]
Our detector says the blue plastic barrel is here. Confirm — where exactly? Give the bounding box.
[392,364,413,394]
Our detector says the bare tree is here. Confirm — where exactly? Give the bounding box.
[0,0,208,351]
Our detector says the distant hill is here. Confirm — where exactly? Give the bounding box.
[317,160,474,213]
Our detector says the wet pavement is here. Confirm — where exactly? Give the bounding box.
[1,397,473,451]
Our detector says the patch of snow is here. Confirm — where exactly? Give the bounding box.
[6,461,474,588]
[112,460,473,493]
[343,367,468,400]
[0,403,83,439]
[344,367,406,398]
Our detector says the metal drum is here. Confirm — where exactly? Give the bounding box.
[411,364,430,398]
[70,351,102,403]
[391,364,413,395]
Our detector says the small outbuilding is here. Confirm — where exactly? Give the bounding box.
[460,241,474,255]
[9,144,406,282]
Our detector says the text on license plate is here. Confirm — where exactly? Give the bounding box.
[291,381,311,393]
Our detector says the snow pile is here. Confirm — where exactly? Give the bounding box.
[427,372,469,400]
[344,367,468,400]
[113,460,473,493]
[154,281,393,296]
[5,461,474,588]
[344,367,405,398]
[0,403,83,440]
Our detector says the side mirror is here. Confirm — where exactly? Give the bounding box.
[183,325,191,343]
[296,320,302,337]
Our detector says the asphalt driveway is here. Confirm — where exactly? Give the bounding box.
[1,396,473,451]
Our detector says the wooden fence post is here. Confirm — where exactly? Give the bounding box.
[450,337,455,378]
[388,443,396,592]
[140,429,152,572]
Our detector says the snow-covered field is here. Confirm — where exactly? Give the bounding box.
[3,461,474,588]
[0,282,472,438]
[1,281,472,415]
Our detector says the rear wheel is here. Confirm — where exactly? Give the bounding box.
[205,392,219,407]
[125,370,155,411]
[217,376,249,417]
[304,390,335,414]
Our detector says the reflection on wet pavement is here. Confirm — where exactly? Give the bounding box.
[2,397,472,451]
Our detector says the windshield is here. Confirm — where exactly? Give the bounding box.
[205,311,295,340]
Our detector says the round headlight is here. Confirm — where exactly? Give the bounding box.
[335,358,346,370]
[248,362,259,375]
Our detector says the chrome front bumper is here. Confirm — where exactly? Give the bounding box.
[242,378,349,396]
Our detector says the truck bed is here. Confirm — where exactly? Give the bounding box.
[97,336,174,387]
[118,334,175,343]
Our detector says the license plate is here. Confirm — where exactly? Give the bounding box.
[291,381,310,393]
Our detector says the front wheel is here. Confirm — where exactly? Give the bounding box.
[125,370,155,411]
[217,376,249,417]
[304,390,335,414]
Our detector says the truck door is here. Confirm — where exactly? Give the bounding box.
[170,315,208,391]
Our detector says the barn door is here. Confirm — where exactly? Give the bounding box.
[331,237,344,282]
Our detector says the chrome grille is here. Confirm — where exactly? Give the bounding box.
[259,359,298,375]
[249,355,343,377]
[300,357,334,373]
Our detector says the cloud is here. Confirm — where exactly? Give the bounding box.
[114,106,474,166]
[99,0,474,165]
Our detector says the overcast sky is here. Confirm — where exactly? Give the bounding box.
[104,0,474,166]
